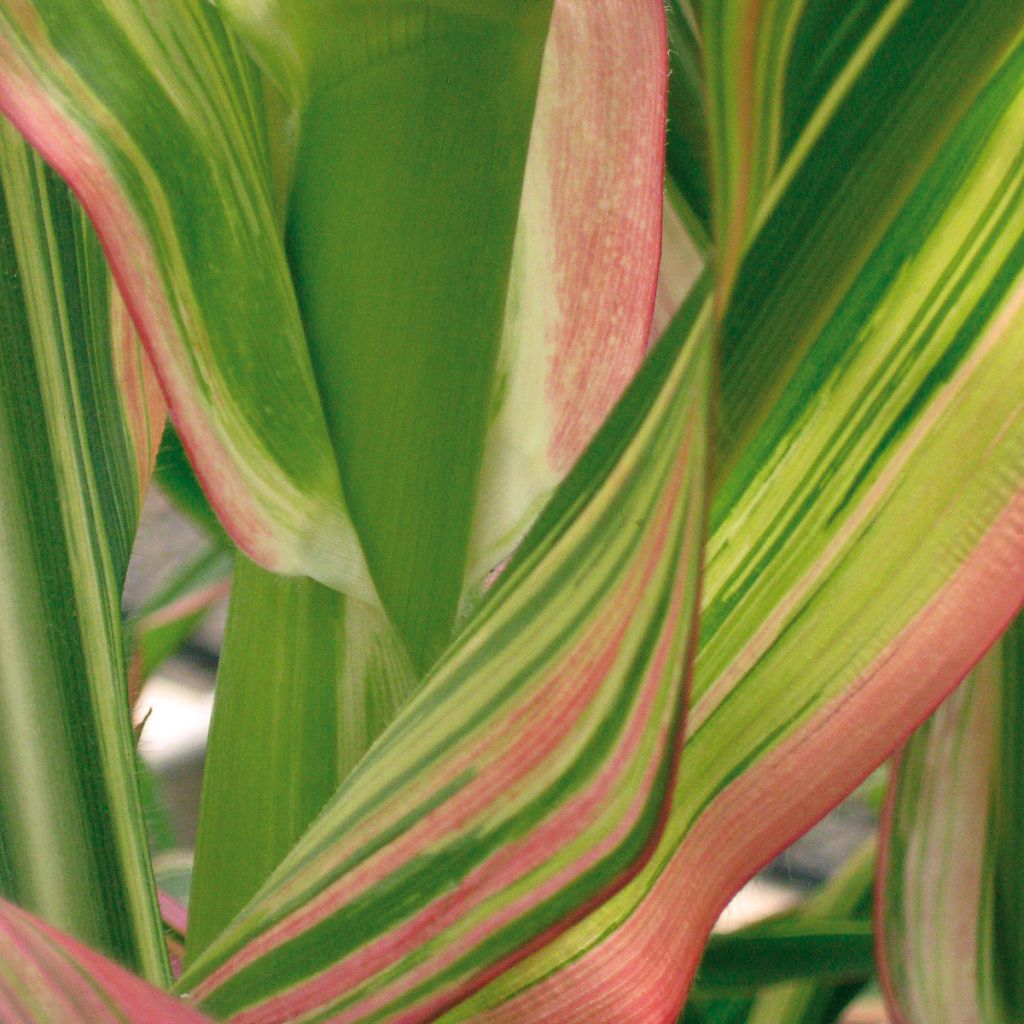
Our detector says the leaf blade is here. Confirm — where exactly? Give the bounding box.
[177,277,713,1023]
[878,614,1024,1023]
[0,122,166,981]
[0,0,372,594]
[0,898,209,1023]
[436,13,1024,1023]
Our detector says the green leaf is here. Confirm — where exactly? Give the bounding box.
[188,0,674,963]
[0,897,209,1022]
[878,613,1024,1022]
[176,273,713,1020]
[694,920,874,998]
[437,10,1024,1022]
[745,842,876,1024]
[0,0,373,595]
[665,0,712,252]
[153,426,230,546]
[0,123,166,981]
[186,562,416,960]
[220,1,668,670]
[710,0,1023,468]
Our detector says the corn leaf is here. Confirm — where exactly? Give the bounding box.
[0,0,374,595]
[212,0,666,669]
[432,10,1024,1022]
[0,123,166,981]
[175,270,713,1020]
[154,426,230,547]
[187,565,417,959]
[877,614,1024,1023]
[694,920,874,998]
[185,0,671,960]
[744,843,876,1024]
[0,897,208,1023]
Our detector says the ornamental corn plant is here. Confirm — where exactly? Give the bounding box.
[1,1,1024,1022]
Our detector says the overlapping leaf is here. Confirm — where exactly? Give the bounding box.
[878,614,1024,1023]
[187,566,417,958]
[0,897,208,1023]
[744,843,876,1024]
[176,276,712,1021]
[429,10,1024,1022]
[187,0,671,957]
[0,0,373,594]
[0,123,166,980]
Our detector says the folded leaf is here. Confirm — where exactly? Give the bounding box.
[186,0,671,960]
[217,0,665,669]
[435,12,1024,1023]
[0,121,166,980]
[878,614,1024,1023]
[0,897,209,1023]
[176,274,712,1022]
[0,0,373,595]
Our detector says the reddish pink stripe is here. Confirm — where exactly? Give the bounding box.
[141,579,232,632]
[474,482,1024,1022]
[349,443,705,1024]
[158,891,188,939]
[0,898,209,1022]
[0,24,275,566]
[196,413,696,1010]
[110,287,166,495]
[344,517,699,1024]
[212,419,700,1024]
[543,0,666,473]
[195,560,641,999]
[0,908,104,1022]
[233,577,682,1024]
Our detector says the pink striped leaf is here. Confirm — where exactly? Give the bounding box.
[184,0,674,960]
[0,0,373,597]
[0,897,208,1023]
[175,278,713,1021]
[463,0,667,595]
[0,118,168,979]
[878,612,1024,1024]
[422,10,1024,1023]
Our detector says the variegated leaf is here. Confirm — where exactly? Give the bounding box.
[0,0,373,595]
[0,121,166,980]
[431,9,1024,1022]
[186,0,672,957]
[186,566,417,958]
[0,897,208,1023]
[878,613,1024,1023]
[175,277,713,1022]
